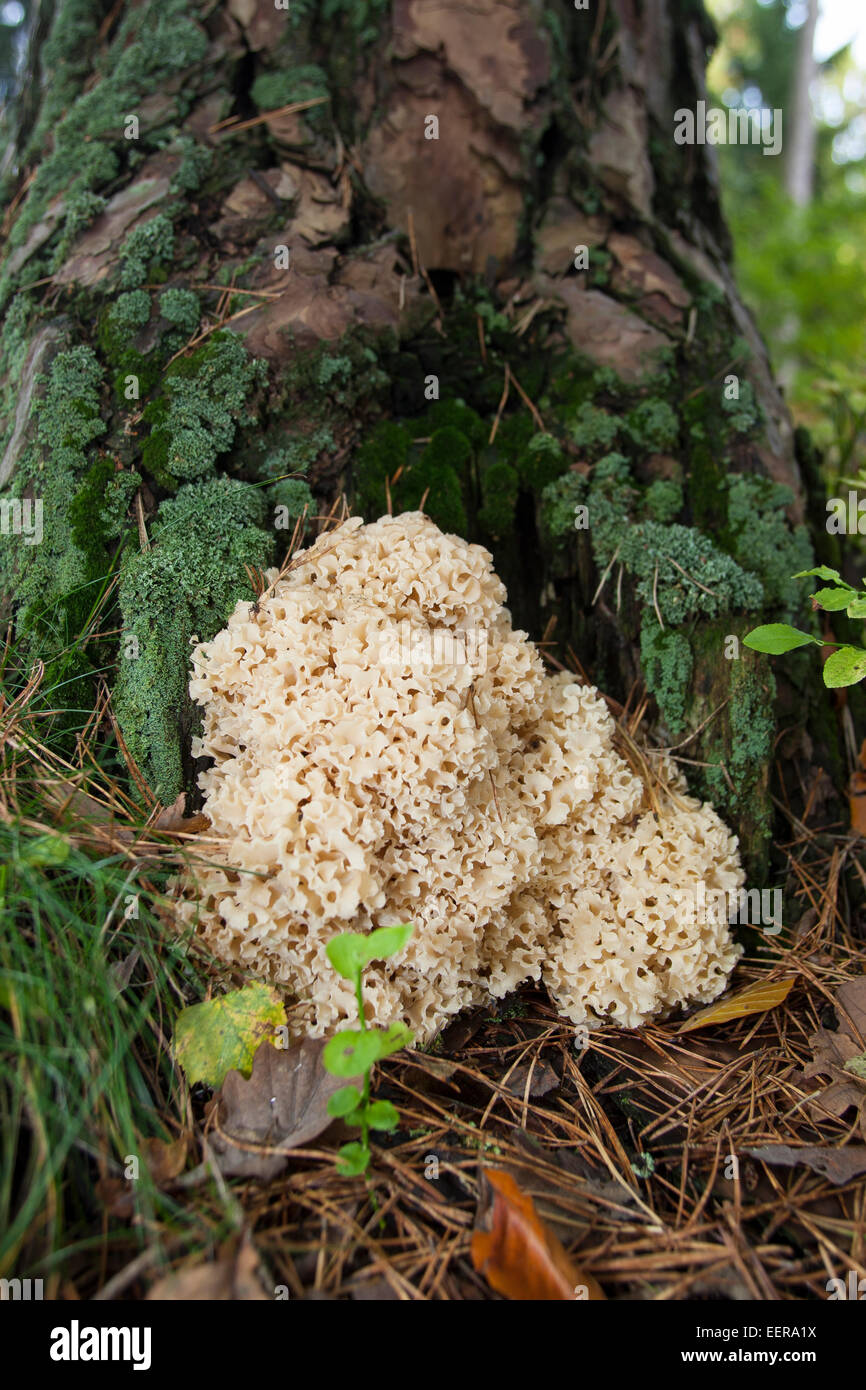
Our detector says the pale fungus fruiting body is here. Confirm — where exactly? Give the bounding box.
[177,512,743,1042]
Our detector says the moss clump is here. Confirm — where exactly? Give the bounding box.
[354,420,470,534]
[158,289,200,337]
[251,65,329,112]
[283,336,389,422]
[408,428,470,534]
[640,622,693,734]
[99,467,142,538]
[114,478,274,799]
[354,421,411,519]
[479,461,519,535]
[119,215,176,289]
[519,433,564,493]
[141,332,265,484]
[355,385,569,541]
[30,345,106,461]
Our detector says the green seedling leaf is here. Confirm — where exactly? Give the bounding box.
[848,596,866,618]
[812,587,858,611]
[366,1099,400,1131]
[323,1028,384,1077]
[376,1020,414,1059]
[362,923,414,962]
[173,984,287,1089]
[327,1084,362,1118]
[743,623,820,655]
[793,566,844,584]
[336,1140,370,1176]
[326,924,414,980]
[823,645,866,689]
[325,934,368,981]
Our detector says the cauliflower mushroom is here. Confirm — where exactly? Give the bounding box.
[177,512,743,1041]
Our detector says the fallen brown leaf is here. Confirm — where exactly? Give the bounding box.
[96,1134,190,1216]
[679,976,795,1033]
[803,975,866,1138]
[141,1134,189,1184]
[210,1038,343,1179]
[44,786,209,845]
[503,1060,559,1098]
[848,739,866,836]
[471,1167,605,1301]
[745,1143,866,1187]
[146,1232,269,1300]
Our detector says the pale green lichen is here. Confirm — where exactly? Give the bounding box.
[645,478,683,523]
[141,332,265,483]
[119,215,176,289]
[627,398,679,451]
[158,289,200,337]
[114,478,274,799]
[639,622,693,734]
[725,473,812,611]
[7,0,207,290]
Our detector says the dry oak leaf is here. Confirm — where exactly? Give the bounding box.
[471,1167,605,1301]
[803,975,866,1139]
[210,1038,344,1180]
[146,1232,269,1301]
[745,1144,866,1188]
[678,976,795,1033]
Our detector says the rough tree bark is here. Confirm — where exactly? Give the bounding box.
[0,0,842,879]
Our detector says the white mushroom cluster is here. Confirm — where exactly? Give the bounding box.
[177,512,743,1041]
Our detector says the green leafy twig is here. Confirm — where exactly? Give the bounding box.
[744,566,866,688]
[323,924,414,1176]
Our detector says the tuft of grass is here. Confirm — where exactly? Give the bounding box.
[0,632,234,1293]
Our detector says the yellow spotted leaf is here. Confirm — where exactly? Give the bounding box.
[679,977,795,1034]
[174,984,287,1088]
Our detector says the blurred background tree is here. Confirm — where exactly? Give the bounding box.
[706,0,866,480]
[0,2,26,102]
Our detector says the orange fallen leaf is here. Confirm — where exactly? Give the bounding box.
[679,976,795,1033]
[471,1167,604,1301]
[848,739,866,837]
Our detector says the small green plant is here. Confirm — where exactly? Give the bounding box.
[744,565,866,687]
[323,924,414,1176]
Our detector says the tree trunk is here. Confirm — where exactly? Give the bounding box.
[785,0,818,208]
[0,0,842,878]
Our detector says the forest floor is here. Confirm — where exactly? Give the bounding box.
[3,642,865,1302]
